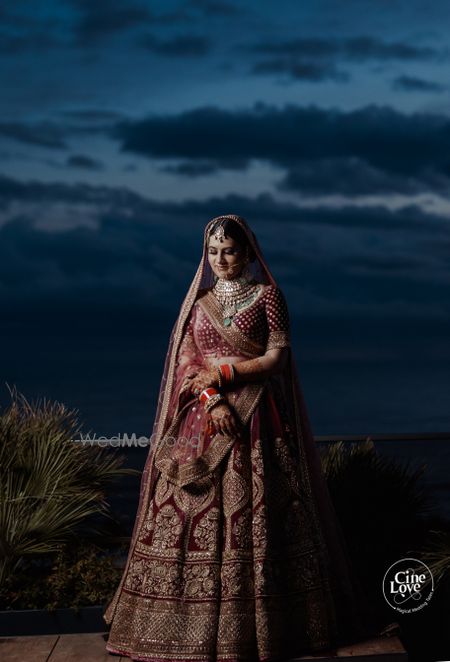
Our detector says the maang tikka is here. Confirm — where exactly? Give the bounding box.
[213,222,226,242]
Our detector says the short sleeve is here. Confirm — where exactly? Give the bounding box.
[264,285,291,350]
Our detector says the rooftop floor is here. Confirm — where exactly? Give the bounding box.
[0,632,407,662]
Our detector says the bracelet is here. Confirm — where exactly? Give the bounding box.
[199,387,219,404]
[204,393,225,412]
[218,363,235,386]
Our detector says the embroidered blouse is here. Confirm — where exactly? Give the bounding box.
[177,284,290,369]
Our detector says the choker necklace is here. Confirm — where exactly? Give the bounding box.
[213,275,261,326]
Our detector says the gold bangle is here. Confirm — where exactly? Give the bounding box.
[204,393,224,413]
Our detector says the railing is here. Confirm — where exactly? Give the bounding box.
[76,431,450,446]
[314,432,450,442]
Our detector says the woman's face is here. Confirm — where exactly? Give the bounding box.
[207,234,246,280]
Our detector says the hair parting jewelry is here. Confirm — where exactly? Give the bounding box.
[213,222,226,242]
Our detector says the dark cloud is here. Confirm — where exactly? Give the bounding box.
[186,0,243,17]
[265,200,450,235]
[69,0,152,42]
[1,173,449,438]
[161,160,221,176]
[110,103,450,196]
[277,157,450,196]
[0,6,65,54]
[67,154,104,170]
[244,36,447,84]
[0,174,448,316]
[69,0,244,42]
[3,101,450,197]
[0,172,155,208]
[392,75,447,92]
[138,33,212,57]
[0,2,200,56]
[4,172,448,235]
[0,115,118,149]
[67,0,233,43]
[0,176,450,241]
[1,3,449,434]
[251,58,349,82]
[0,122,67,149]
[161,158,246,176]
[0,32,60,55]
[246,36,444,62]
[56,109,127,122]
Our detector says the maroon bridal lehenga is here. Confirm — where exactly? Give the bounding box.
[103,215,377,662]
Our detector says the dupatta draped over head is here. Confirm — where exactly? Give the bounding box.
[104,214,376,645]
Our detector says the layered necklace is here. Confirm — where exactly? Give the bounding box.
[213,274,261,326]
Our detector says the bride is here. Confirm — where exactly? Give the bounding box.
[103,214,376,662]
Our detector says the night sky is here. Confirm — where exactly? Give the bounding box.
[1,0,449,437]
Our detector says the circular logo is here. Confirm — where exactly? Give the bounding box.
[382,557,434,613]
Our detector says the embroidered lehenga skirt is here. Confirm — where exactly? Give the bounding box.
[104,286,372,661]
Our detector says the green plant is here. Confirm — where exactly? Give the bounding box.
[0,540,129,610]
[319,439,447,605]
[0,384,139,587]
[412,529,450,589]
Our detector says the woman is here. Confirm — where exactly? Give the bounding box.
[103,214,377,662]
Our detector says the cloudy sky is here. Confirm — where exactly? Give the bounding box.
[1,0,449,438]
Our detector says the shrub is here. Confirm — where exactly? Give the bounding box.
[0,385,138,588]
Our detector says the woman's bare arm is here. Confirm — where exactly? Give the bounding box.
[232,347,289,383]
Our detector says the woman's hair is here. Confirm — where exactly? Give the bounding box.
[208,217,256,262]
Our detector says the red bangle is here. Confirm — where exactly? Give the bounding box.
[218,363,235,384]
[199,387,219,403]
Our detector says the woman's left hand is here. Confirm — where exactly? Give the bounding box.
[189,367,219,395]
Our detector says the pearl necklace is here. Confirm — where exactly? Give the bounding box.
[213,275,261,326]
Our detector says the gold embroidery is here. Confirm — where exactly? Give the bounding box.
[267,329,290,350]
[232,506,252,550]
[151,504,183,551]
[106,421,341,662]
[221,560,254,598]
[223,466,249,517]
[273,436,302,497]
[172,475,216,516]
[252,507,267,551]
[197,290,265,357]
[154,473,174,508]
[192,506,220,549]
[154,382,265,488]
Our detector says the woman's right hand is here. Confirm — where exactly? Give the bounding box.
[209,402,240,437]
